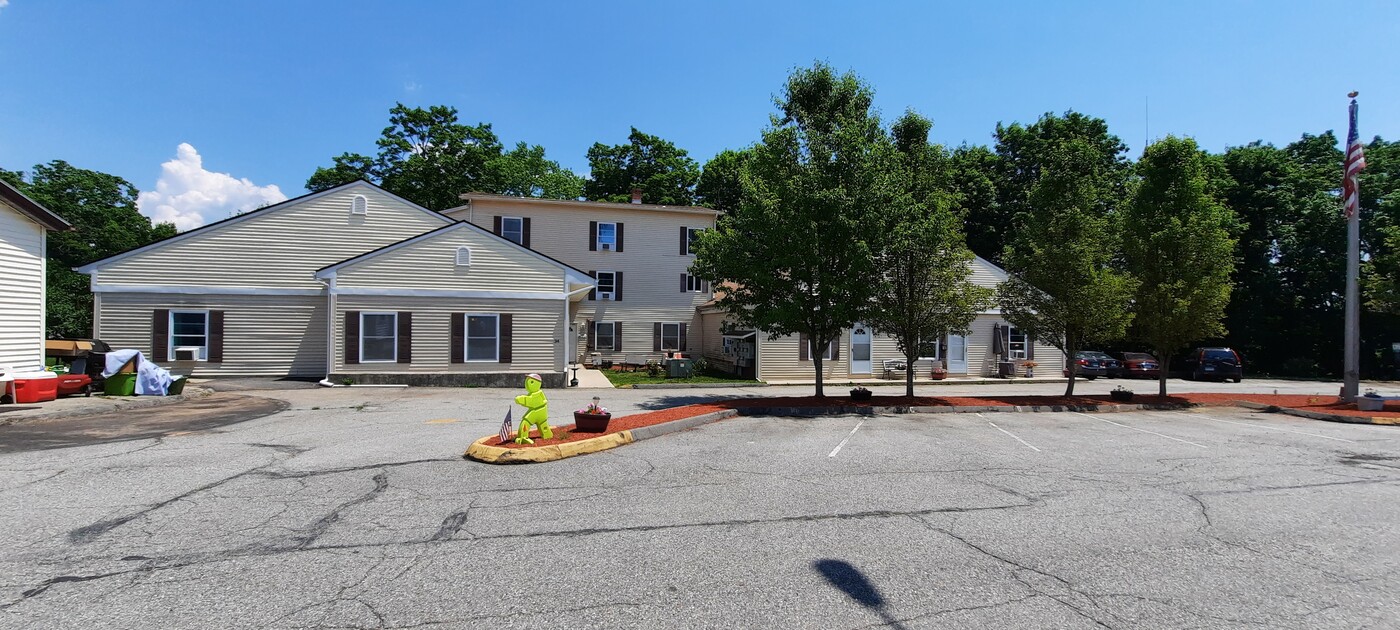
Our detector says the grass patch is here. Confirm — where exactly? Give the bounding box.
[601,369,760,387]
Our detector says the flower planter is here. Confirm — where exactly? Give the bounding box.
[1109,390,1133,402]
[572,411,612,432]
[1358,396,1385,412]
[849,389,873,402]
[930,371,947,381]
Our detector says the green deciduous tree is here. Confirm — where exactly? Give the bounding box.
[696,149,750,214]
[1123,136,1238,396]
[584,127,700,205]
[1,161,177,338]
[998,139,1137,396]
[306,103,581,209]
[691,63,894,396]
[866,112,993,397]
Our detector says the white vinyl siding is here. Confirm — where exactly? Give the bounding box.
[333,225,563,293]
[0,204,46,372]
[334,296,562,374]
[96,293,327,377]
[91,184,450,289]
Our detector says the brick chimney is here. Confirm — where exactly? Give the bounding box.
[630,187,643,204]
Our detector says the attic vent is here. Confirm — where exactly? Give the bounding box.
[455,246,471,267]
[351,195,368,215]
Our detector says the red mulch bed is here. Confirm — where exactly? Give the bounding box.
[494,404,731,449]
[493,392,1398,450]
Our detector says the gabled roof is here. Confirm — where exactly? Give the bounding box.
[0,179,72,231]
[452,192,719,217]
[75,180,449,274]
[314,220,595,286]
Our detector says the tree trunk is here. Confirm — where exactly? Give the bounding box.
[813,343,824,398]
[1157,354,1171,398]
[905,347,917,398]
[1064,339,1078,397]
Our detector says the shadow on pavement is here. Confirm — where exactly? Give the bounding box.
[0,393,289,453]
[814,559,908,629]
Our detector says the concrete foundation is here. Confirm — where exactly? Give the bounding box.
[328,372,566,388]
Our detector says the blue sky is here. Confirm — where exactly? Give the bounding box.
[1,1,1396,229]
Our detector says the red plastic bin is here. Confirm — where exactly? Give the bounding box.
[57,374,92,397]
[12,373,58,404]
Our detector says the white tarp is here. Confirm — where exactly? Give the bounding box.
[103,349,175,396]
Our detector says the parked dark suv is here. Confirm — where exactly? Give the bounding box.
[1181,347,1244,382]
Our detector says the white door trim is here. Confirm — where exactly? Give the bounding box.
[850,323,872,375]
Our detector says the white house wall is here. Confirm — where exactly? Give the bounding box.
[95,293,327,377]
[332,226,564,293]
[332,296,563,374]
[0,203,46,372]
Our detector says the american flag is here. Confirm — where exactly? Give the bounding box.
[1343,98,1367,219]
[498,408,513,444]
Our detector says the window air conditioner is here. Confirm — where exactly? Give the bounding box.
[174,347,200,361]
[600,242,613,251]
[598,291,614,301]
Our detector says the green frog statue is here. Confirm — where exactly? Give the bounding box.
[513,373,552,444]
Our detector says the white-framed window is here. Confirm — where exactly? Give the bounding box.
[455,246,471,266]
[595,271,616,301]
[595,321,617,351]
[818,340,837,360]
[596,222,617,250]
[351,195,368,215]
[360,312,398,362]
[661,323,681,350]
[465,314,499,361]
[1008,327,1028,359]
[685,227,704,255]
[169,310,209,361]
[683,274,706,293]
[500,217,524,245]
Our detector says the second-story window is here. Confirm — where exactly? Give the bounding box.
[597,222,617,251]
[594,271,618,301]
[685,227,704,255]
[501,217,524,245]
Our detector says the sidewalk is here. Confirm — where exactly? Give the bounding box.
[0,387,213,426]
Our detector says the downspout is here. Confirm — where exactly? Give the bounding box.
[318,276,336,387]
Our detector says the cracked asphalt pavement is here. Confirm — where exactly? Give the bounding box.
[1,380,1398,628]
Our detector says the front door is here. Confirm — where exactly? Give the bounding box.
[850,324,872,374]
[946,334,968,373]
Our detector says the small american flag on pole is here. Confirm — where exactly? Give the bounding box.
[498,408,513,444]
[1343,96,1367,219]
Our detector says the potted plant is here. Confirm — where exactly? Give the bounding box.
[930,365,948,380]
[849,386,873,402]
[1110,385,1133,402]
[1022,361,1038,378]
[573,396,612,432]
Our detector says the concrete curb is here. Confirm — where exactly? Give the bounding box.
[628,383,767,389]
[1234,400,1400,426]
[0,387,216,426]
[730,402,1190,417]
[463,409,740,465]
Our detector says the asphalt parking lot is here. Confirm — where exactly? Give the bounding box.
[1,379,1398,628]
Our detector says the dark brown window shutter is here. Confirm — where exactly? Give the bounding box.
[613,322,622,351]
[152,309,169,362]
[450,313,465,363]
[522,217,532,248]
[589,221,598,251]
[680,226,688,255]
[499,314,513,364]
[680,273,687,292]
[832,337,839,361]
[616,222,624,252]
[588,271,596,300]
[679,323,688,351]
[653,322,662,352]
[397,312,412,363]
[208,311,225,363]
[614,271,623,302]
[493,215,502,235]
[1027,338,1034,360]
[799,333,809,361]
[345,311,360,365]
[586,319,595,351]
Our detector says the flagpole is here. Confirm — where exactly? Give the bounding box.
[1343,93,1362,402]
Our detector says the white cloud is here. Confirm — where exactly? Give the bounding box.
[0,1,10,9]
[137,143,287,231]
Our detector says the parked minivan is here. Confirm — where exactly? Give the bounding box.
[1181,347,1243,382]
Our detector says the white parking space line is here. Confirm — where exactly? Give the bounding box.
[1072,412,1209,448]
[981,415,1040,452]
[827,419,866,458]
[1188,413,1357,443]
